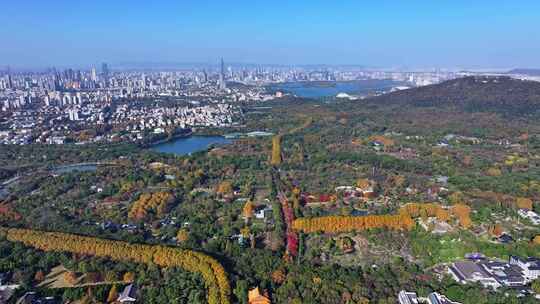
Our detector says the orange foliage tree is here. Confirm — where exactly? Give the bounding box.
[271,135,282,166]
[217,181,233,195]
[3,228,230,304]
[292,214,414,233]
[107,285,119,303]
[435,208,451,222]
[451,204,472,229]
[516,197,533,210]
[64,271,79,285]
[243,201,254,219]
[399,203,444,219]
[128,192,174,220]
[271,269,286,285]
[488,224,504,237]
[176,229,189,243]
[123,272,135,283]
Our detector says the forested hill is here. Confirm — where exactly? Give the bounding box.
[367,76,540,116]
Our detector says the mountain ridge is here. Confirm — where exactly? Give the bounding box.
[367,76,540,115]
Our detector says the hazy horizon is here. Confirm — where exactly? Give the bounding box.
[2,0,540,69]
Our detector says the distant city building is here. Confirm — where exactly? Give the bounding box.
[219,58,227,90]
[91,67,97,81]
[101,62,109,79]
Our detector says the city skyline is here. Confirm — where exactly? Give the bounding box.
[1,1,540,69]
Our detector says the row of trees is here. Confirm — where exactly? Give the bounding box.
[398,203,472,229]
[271,136,282,166]
[270,116,313,167]
[292,214,414,233]
[3,228,230,304]
[128,192,175,220]
[399,203,450,221]
[280,194,298,257]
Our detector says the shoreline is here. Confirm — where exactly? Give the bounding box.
[148,134,233,156]
[142,130,194,147]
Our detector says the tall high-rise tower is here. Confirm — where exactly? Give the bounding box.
[101,63,109,79]
[91,67,97,82]
[6,66,12,89]
[202,69,208,83]
[219,58,226,90]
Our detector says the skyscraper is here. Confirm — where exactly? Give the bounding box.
[203,69,208,83]
[6,66,12,89]
[101,63,109,79]
[219,58,226,90]
[91,67,97,82]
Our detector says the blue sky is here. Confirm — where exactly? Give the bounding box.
[1,0,539,69]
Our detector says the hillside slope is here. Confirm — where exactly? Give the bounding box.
[368,76,540,115]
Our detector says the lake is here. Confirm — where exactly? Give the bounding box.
[270,80,402,98]
[150,136,232,155]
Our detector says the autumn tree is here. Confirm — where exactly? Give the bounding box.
[243,201,254,222]
[392,175,406,187]
[435,208,450,222]
[217,181,233,195]
[293,214,414,233]
[271,269,286,285]
[356,178,371,189]
[123,272,135,283]
[399,203,450,222]
[516,197,533,210]
[64,271,78,285]
[107,285,119,303]
[34,270,45,282]
[240,226,250,238]
[128,192,175,220]
[486,167,502,177]
[5,227,231,304]
[271,135,282,166]
[176,229,189,243]
[452,204,472,229]
[488,224,504,237]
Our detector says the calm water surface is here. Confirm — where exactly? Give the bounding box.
[150,136,232,155]
[271,80,402,98]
